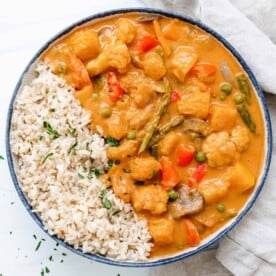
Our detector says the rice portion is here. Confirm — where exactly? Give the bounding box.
[10,63,152,261]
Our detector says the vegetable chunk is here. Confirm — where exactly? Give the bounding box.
[142,51,166,80]
[67,29,101,61]
[129,157,161,181]
[225,162,255,192]
[149,218,175,245]
[202,131,237,167]
[132,185,169,215]
[209,104,237,131]
[177,90,210,119]
[169,46,198,82]
[198,178,230,204]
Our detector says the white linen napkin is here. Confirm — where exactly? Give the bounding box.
[142,0,276,275]
[142,0,276,94]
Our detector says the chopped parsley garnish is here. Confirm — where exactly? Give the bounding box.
[89,168,100,177]
[42,152,54,164]
[68,141,78,155]
[38,135,44,141]
[43,121,60,139]
[49,256,53,261]
[111,210,121,216]
[105,136,120,147]
[0,155,4,160]
[35,240,42,251]
[107,160,114,169]
[103,199,112,209]
[49,108,55,112]
[99,189,108,200]
[68,128,77,137]
[78,173,85,179]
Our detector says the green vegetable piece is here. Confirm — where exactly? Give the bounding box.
[43,121,60,139]
[236,73,251,105]
[103,198,112,209]
[127,130,136,140]
[167,189,178,200]
[216,203,225,213]
[91,92,100,100]
[0,155,4,160]
[220,83,232,95]
[106,137,120,147]
[100,106,112,118]
[42,152,54,164]
[237,104,256,133]
[195,151,206,163]
[233,92,245,104]
[139,77,172,153]
[149,115,184,147]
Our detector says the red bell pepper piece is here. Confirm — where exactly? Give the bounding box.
[183,219,200,246]
[188,163,207,187]
[176,146,195,167]
[107,71,124,103]
[170,90,181,102]
[160,156,180,191]
[136,35,159,53]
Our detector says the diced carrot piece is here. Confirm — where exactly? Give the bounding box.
[183,218,200,246]
[176,145,195,167]
[160,156,180,191]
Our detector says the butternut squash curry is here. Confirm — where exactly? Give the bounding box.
[42,13,265,258]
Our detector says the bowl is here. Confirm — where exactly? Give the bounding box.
[6,8,273,267]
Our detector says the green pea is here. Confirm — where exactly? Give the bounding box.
[234,92,245,104]
[220,83,232,95]
[216,203,225,213]
[167,189,178,200]
[126,130,136,140]
[100,106,112,118]
[91,92,100,100]
[195,151,206,163]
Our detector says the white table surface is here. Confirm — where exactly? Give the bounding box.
[0,1,275,275]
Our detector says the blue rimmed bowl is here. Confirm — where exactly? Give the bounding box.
[6,7,273,267]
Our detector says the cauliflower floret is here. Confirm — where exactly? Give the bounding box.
[132,185,169,215]
[86,40,131,76]
[202,131,237,167]
[129,157,161,181]
[115,18,137,44]
[231,125,250,152]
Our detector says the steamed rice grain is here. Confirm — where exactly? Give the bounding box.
[10,63,152,261]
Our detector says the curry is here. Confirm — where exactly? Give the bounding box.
[41,13,265,258]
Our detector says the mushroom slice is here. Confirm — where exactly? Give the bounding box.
[168,184,204,219]
[182,118,211,137]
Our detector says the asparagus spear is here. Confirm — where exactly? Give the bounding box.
[237,104,256,133]
[149,115,185,147]
[138,77,172,153]
[236,73,251,105]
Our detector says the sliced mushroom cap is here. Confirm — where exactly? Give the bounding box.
[182,118,211,137]
[168,184,204,219]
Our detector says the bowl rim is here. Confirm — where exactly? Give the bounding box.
[5,7,273,267]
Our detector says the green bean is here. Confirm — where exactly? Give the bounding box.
[138,77,172,153]
[236,73,251,105]
[237,104,256,133]
[149,115,185,147]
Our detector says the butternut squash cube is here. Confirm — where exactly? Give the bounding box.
[209,104,237,131]
[226,162,255,192]
[149,218,175,245]
[177,90,210,119]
